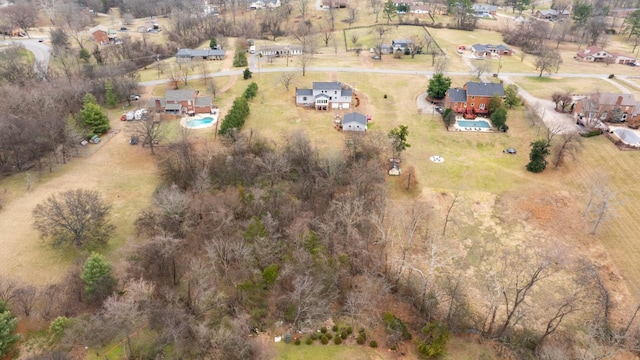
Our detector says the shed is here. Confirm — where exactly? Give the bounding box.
[342,112,367,132]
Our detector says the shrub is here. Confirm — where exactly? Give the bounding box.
[581,130,602,137]
[306,337,313,345]
[294,338,301,345]
[334,336,342,345]
[390,344,397,351]
[340,330,348,339]
[346,326,353,335]
[283,333,292,343]
[243,68,253,79]
[383,312,412,341]
[417,322,450,358]
[320,326,327,334]
[326,333,333,340]
[320,335,329,345]
[356,334,366,345]
[369,340,378,348]
[310,333,318,340]
[332,325,339,332]
[384,94,388,99]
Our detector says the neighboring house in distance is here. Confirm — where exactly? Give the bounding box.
[341,112,368,132]
[295,82,353,110]
[472,4,497,17]
[534,9,570,20]
[444,82,505,118]
[90,25,109,44]
[392,39,413,52]
[411,5,429,14]
[576,46,636,64]
[572,93,640,123]
[321,0,347,8]
[249,0,280,9]
[149,90,214,115]
[610,7,640,17]
[258,45,303,57]
[176,48,226,62]
[471,44,513,57]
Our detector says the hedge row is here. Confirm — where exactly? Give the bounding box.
[218,82,259,136]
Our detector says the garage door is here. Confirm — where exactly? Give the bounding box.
[342,103,350,109]
[331,103,339,109]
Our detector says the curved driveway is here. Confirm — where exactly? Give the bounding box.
[10,38,52,74]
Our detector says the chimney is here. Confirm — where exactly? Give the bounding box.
[617,96,623,106]
[155,99,161,109]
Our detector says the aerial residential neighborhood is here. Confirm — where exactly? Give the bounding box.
[3,0,640,359]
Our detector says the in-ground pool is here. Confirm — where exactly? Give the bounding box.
[456,119,491,129]
[613,128,640,146]
[185,116,215,129]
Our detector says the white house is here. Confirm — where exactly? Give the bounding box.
[295,82,353,110]
[341,112,367,132]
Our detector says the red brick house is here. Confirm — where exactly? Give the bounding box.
[572,92,640,124]
[90,25,109,44]
[576,46,636,64]
[444,82,505,118]
[149,90,214,115]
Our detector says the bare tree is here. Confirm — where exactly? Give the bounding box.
[0,277,17,304]
[295,0,311,20]
[1,2,39,38]
[14,285,37,317]
[128,116,167,155]
[279,73,295,91]
[535,48,563,77]
[347,5,358,27]
[474,60,491,79]
[319,25,333,47]
[370,0,384,23]
[552,132,582,169]
[442,192,461,236]
[32,189,114,248]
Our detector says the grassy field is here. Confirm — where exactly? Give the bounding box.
[511,76,621,98]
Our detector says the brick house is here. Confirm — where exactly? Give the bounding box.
[90,25,109,44]
[575,46,636,64]
[471,44,513,57]
[149,90,214,115]
[572,93,640,124]
[444,82,505,118]
[295,82,353,110]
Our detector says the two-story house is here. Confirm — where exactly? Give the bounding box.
[576,46,635,64]
[295,82,353,110]
[391,39,413,53]
[444,82,505,118]
[573,93,640,124]
[149,90,214,115]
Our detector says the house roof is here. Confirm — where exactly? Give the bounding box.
[296,88,313,96]
[392,39,413,45]
[313,82,342,91]
[595,93,637,107]
[537,9,570,16]
[176,48,226,57]
[342,112,367,126]
[165,103,183,110]
[90,25,108,34]
[471,44,511,53]
[149,98,166,108]
[472,4,497,12]
[195,96,213,106]
[447,88,467,102]
[577,46,608,58]
[166,90,196,101]
[342,88,353,96]
[465,82,505,97]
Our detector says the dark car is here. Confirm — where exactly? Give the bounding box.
[38,38,44,42]
[435,106,444,114]
[503,148,517,154]
[129,136,139,145]
[129,94,140,101]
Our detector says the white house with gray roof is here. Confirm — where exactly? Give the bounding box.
[341,112,367,132]
[176,48,226,62]
[295,82,353,110]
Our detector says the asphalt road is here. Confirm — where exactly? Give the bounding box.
[8,38,52,74]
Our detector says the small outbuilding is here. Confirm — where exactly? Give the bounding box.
[342,112,368,132]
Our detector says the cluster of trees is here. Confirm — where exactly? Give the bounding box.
[218,82,258,135]
[488,84,519,132]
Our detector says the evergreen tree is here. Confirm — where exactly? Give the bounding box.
[427,73,452,99]
[0,301,20,358]
[105,81,117,108]
[504,84,520,108]
[490,107,508,131]
[80,93,110,136]
[234,50,248,67]
[209,37,217,49]
[81,252,116,301]
[526,140,550,173]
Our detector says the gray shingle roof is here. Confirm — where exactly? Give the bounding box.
[342,112,367,126]
[313,82,342,91]
[342,88,353,96]
[195,96,213,106]
[597,93,636,107]
[165,103,183,110]
[149,98,166,108]
[472,44,511,52]
[447,88,467,102]
[176,48,226,58]
[466,82,504,97]
[296,88,313,96]
[166,90,196,101]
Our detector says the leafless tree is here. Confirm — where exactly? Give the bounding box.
[535,47,563,77]
[128,116,167,155]
[319,25,333,47]
[0,277,17,304]
[14,285,37,317]
[41,284,62,319]
[347,5,358,27]
[1,2,38,38]
[295,0,311,20]
[474,60,491,79]
[370,0,384,23]
[279,73,295,91]
[434,55,448,74]
[373,25,388,60]
[552,132,582,169]
[442,192,461,236]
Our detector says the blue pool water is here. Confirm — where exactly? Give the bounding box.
[186,117,214,128]
[457,120,491,128]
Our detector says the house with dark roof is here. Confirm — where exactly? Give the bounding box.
[471,44,512,57]
[472,4,497,17]
[258,45,303,58]
[534,9,570,19]
[341,112,367,132]
[572,93,640,124]
[392,39,413,52]
[295,82,353,110]
[575,46,635,64]
[176,48,226,62]
[444,82,505,118]
[149,90,214,115]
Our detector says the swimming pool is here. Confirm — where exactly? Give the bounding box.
[613,128,640,146]
[183,116,216,129]
[456,119,491,129]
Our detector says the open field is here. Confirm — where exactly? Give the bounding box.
[511,76,622,98]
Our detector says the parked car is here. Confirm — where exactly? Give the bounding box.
[435,106,444,114]
[89,135,101,144]
[134,109,148,120]
[503,148,517,154]
[129,94,140,101]
[129,136,139,145]
[38,38,44,43]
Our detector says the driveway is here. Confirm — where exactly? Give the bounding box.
[10,38,52,74]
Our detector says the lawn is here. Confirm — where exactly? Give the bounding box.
[511,76,621,99]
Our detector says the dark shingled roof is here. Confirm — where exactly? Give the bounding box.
[195,96,213,106]
[166,90,196,101]
[465,82,504,97]
[313,82,342,91]
[296,88,313,96]
[342,112,367,125]
[447,88,467,102]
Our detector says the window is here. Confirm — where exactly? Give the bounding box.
[471,103,474,107]
[471,96,475,100]
[335,91,338,94]
[479,103,485,110]
[302,97,307,101]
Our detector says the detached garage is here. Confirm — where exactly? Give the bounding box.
[342,112,367,132]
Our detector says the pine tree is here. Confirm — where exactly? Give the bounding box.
[80,93,110,136]
[81,253,116,301]
[526,140,550,173]
[0,301,20,358]
[105,81,117,108]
